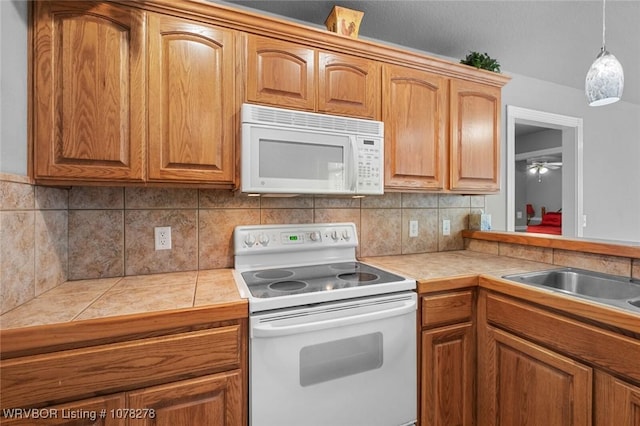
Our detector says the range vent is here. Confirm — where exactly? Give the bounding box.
[243,104,383,136]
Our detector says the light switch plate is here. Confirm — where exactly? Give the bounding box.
[442,219,451,236]
[409,220,419,237]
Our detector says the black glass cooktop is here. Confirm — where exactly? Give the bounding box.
[240,262,406,299]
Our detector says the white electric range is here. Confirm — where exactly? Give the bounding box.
[233,222,417,426]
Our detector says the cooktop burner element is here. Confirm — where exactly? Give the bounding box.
[269,280,308,292]
[233,223,416,312]
[337,272,378,282]
[241,262,402,299]
[255,269,294,280]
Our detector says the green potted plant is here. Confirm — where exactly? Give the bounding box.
[460,51,501,73]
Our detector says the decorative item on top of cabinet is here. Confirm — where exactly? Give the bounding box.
[33,1,146,183]
[246,35,380,119]
[449,79,501,192]
[383,64,447,191]
[147,13,236,184]
[324,5,364,39]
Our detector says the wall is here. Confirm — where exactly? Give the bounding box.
[0,0,28,176]
[486,73,640,242]
[516,129,562,154]
[1,178,484,313]
[0,180,68,314]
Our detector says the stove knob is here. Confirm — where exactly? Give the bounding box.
[342,230,351,241]
[258,234,270,246]
[309,231,321,241]
[244,233,256,247]
[330,230,339,241]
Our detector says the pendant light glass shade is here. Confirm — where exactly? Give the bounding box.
[585,48,624,106]
[585,0,624,106]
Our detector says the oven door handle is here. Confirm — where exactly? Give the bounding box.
[252,297,416,338]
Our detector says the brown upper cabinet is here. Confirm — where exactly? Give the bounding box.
[31,0,507,192]
[147,13,235,184]
[383,64,503,193]
[383,64,448,191]
[245,35,380,119]
[33,1,146,182]
[317,52,380,119]
[33,2,236,187]
[450,79,501,192]
[246,36,315,111]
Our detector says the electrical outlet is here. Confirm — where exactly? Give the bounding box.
[409,220,419,238]
[154,226,172,250]
[442,219,451,236]
[516,211,523,219]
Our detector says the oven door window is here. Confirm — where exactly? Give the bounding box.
[248,126,353,193]
[300,332,383,387]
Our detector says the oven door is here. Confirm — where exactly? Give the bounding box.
[241,124,356,195]
[249,292,417,426]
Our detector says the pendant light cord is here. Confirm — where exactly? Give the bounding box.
[602,0,606,51]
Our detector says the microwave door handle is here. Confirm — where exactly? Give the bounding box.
[348,138,357,192]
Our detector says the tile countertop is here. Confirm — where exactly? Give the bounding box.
[362,250,555,287]
[2,250,638,336]
[363,250,640,335]
[0,269,245,331]
[0,250,549,331]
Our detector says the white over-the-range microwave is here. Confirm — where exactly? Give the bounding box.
[241,103,384,196]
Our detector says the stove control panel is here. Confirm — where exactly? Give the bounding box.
[234,223,358,252]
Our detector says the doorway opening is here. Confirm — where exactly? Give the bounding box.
[506,106,584,237]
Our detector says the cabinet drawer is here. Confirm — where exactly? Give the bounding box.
[422,290,473,328]
[1,325,242,409]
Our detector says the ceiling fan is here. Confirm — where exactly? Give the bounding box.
[528,160,562,182]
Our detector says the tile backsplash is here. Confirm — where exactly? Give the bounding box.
[1,178,485,313]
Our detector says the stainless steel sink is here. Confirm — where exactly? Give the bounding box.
[502,268,640,313]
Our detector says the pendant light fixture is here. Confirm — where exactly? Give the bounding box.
[585,0,624,106]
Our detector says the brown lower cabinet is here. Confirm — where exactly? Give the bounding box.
[1,372,241,426]
[0,394,126,426]
[128,372,243,426]
[479,325,592,425]
[420,284,640,426]
[595,370,640,426]
[476,288,640,426]
[1,322,246,426]
[420,289,476,426]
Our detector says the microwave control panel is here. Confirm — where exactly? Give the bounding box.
[356,137,383,194]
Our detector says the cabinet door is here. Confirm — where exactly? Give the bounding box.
[246,35,315,110]
[421,323,475,426]
[479,326,592,426]
[147,14,235,184]
[382,64,447,190]
[318,52,379,118]
[449,80,501,192]
[595,371,640,426]
[127,372,243,426]
[33,2,145,182]
[0,394,125,425]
